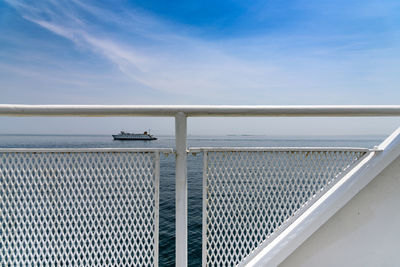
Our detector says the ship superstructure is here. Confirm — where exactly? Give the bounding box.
[112,131,157,140]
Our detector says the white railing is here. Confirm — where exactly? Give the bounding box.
[1,105,400,267]
[1,105,400,116]
[0,148,172,266]
[190,147,370,266]
[242,128,400,266]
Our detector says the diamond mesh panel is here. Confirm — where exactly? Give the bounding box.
[1,151,159,266]
[203,150,367,266]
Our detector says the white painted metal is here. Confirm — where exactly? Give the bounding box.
[175,112,188,267]
[1,105,400,266]
[154,152,160,267]
[243,127,400,267]
[202,152,208,267]
[189,147,372,152]
[0,150,162,266]
[280,155,400,267]
[0,148,173,153]
[1,104,400,117]
[201,148,368,266]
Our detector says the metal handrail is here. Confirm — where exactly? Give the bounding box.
[189,147,373,153]
[1,104,399,267]
[1,104,400,117]
[0,148,174,153]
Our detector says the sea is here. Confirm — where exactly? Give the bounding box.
[0,134,384,266]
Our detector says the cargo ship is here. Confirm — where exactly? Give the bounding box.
[112,131,157,140]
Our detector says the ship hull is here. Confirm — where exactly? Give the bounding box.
[112,135,157,141]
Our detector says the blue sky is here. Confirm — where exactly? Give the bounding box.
[0,0,400,135]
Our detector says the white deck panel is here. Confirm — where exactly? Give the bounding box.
[280,155,400,267]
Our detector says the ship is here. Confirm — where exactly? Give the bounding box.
[112,131,157,140]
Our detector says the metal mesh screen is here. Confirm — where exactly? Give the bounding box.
[1,150,159,266]
[203,149,367,266]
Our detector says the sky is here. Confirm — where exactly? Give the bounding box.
[0,0,399,135]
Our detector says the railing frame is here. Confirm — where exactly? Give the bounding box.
[0,147,172,266]
[1,104,400,266]
[1,105,400,117]
[195,147,375,267]
[241,127,400,266]
[175,112,188,267]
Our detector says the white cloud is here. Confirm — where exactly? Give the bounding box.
[3,0,400,104]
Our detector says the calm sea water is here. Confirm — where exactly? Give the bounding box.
[0,134,384,266]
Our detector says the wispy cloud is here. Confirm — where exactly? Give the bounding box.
[2,0,400,104]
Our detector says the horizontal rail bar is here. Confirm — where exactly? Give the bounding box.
[1,105,400,117]
[0,147,379,153]
[0,148,174,153]
[188,147,373,153]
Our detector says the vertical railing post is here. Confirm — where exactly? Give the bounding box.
[154,152,160,267]
[202,151,208,267]
[175,112,187,267]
